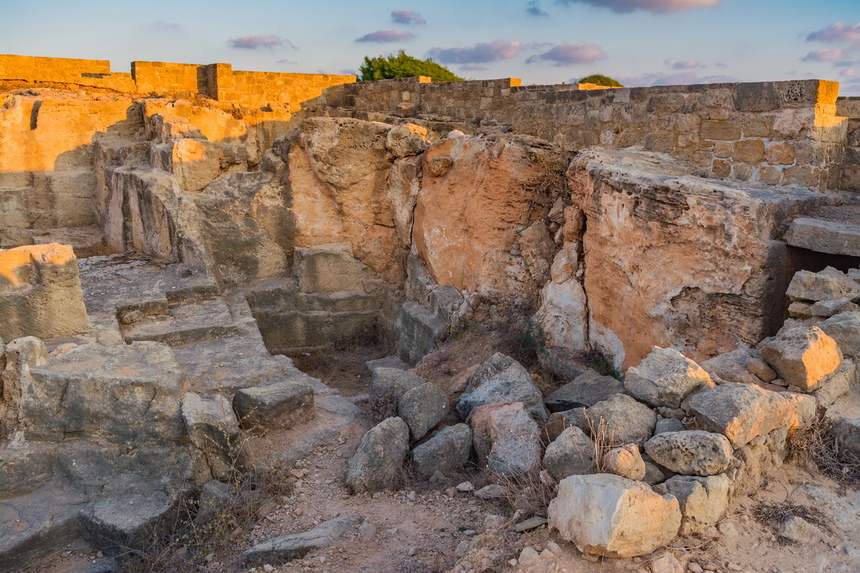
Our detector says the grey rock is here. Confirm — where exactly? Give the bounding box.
[347,417,410,492]
[81,492,178,555]
[0,440,58,498]
[474,484,506,500]
[365,355,409,373]
[813,359,853,408]
[642,460,668,485]
[811,298,856,318]
[515,517,548,532]
[826,393,860,457]
[233,381,314,433]
[543,426,596,480]
[820,311,860,357]
[1,336,48,412]
[784,218,860,258]
[777,515,821,544]
[398,383,448,441]
[195,480,232,524]
[456,353,548,421]
[397,302,446,366]
[785,267,860,302]
[653,474,730,533]
[182,392,244,480]
[469,402,542,477]
[625,347,713,408]
[700,349,762,386]
[544,369,623,412]
[655,418,686,434]
[603,444,646,481]
[409,424,472,477]
[242,515,363,566]
[644,431,735,476]
[585,393,656,445]
[688,383,795,448]
[369,367,424,418]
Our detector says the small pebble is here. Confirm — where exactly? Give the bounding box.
[688,563,704,573]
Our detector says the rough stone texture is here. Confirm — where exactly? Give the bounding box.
[543,426,596,481]
[653,474,730,533]
[293,243,370,294]
[688,383,795,448]
[543,408,588,443]
[758,325,842,391]
[700,349,766,386]
[644,431,735,476]
[785,267,860,302]
[624,347,714,408]
[603,444,646,481]
[412,133,569,299]
[369,367,425,418]
[826,393,860,457]
[346,417,410,493]
[812,359,853,408]
[409,424,473,477]
[242,515,363,566]
[820,312,860,357]
[456,353,548,422]
[181,392,244,481]
[81,492,178,555]
[467,402,542,477]
[233,381,314,434]
[548,473,681,558]
[0,244,91,341]
[536,249,588,351]
[544,369,624,412]
[780,391,817,429]
[398,382,448,441]
[585,393,657,445]
[655,417,686,434]
[0,336,48,427]
[397,302,446,366]
[568,147,825,369]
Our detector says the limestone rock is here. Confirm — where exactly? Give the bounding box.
[369,367,424,417]
[649,553,685,573]
[233,381,314,434]
[536,269,588,352]
[81,492,178,555]
[0,244,91,341]
[543,426,596,480]
[758,325,842,391]
[625,347,714,408]
[700,349,764,386]
[779,391,817,429]
[397,302,446,366]
[655,417,686,434]
[826,393,860,457]
[182,392,244,481]
[467,402,542,477]
[777,516,821,544]
[1,336,48,420]
[548,473,681,558]
[820,312,860,357]
[412,133,570,299]
[644,431,735,476]
[409,424,473,477]
[543,407,588,442]
[544,369,624,412]
[688,383,795,448]
[603,444,646,481]
[653,474,730,533]
[812,359,853,408]
[585,394,657,445]
[398,382,449,441]
[456,353,548,422]
[293,243,370,293]
[385,124,429,159]
[242,515,363,566]
[346,417,410,493]
[786,267,860,302]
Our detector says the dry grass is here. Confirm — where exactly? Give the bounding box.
[787,415,860,485]
[750,501,830,545]
[495,468,557,519]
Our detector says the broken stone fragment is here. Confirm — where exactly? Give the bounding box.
[700,349,763,386]
[81,492,178,556]
[547,473,681,558]
[398,382,448,441]
[785,267,860,302]
[644,431,735,476]
[467,402,542,477]
[653,473,730,534]
[346,417,409,493]
[182,392,244,481]
[544,369,623,412]
[819,311,860,357]
[456,353,548,422]
[369,367,424,417]
[242,515,363,566]
[543,425,596,481]
[603,444,646,481]
[584,393,657,445]
[232,381,314,434]
[409,423,472,477]
[758,325,842,391]
[625,347,714,408]
[397,302,446,366]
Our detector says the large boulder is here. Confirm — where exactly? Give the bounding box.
[232,381,314,434]
[544,369,624,412]
[624,347,714,408]
[548,473,681,558]
[785,267,860,302]
[456,353,548,422]
[758,325,842,391]
[687,383,795,448]
[644,431,735,476]
[543,426,596,480]
[653,474,730,533]
[819,312,860,357]
[398,382,448,441]
[346,417,410,493]
[182,392,244,481]
[468,402,542,477]
[369,367,425,417]
[409,424,473,477]
[584,394,656,445]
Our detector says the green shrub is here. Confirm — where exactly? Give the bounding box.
[577,74,624,87]
[359,50,464,82]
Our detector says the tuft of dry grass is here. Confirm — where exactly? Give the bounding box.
[495,468,557,519]
[787,415,860,485]
[750,501,830,545]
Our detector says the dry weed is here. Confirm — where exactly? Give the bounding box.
[750,501,830,545]
[495,468,557,519]
[787,415,860,485]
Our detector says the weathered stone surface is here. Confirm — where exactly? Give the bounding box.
[397,302,446,366]
[655,417,686,434]
[820,312,860,357]
[777,516,822,544]
[826,393,860,457]
[413,133,569,299]
[543,426,596,480]
[812,359,853,408]
[604,444,646,481]
[543,407,588,443]
[688,383,795,448]
[0,440,58,498]
[293,243,370,294]
[784,217,860,258]
[568,147,824,369]
[456,353,548,422]
[1,336,48,426]
[644,431,735,476]
[785,267,860,302]
[0,244,91,341]
[585,393,656,445]
[385,123,429,159]
[653,474,730,532]
[536,265,588,351]
[548,473,681,558]
[758,325,842,391]
[398,382,448,441]
[346,417,409,493]
[369,367,424,417]
[81,492,178,555]
[779,391,817,429]
[700,349,763,386]
[625,347,714,408]
[233,381,314,433]
[410,424,473,477]
[182,392,244,481]
[242,515,363,566]
[544,369,623,412]
[468,402,542,477]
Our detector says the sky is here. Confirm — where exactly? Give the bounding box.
[1,0,859,95]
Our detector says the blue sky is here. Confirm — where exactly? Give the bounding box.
[1,0,859,95]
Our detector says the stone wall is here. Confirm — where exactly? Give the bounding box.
[0,54,135,92]
[838,97,860,191]
[314,78,850,192]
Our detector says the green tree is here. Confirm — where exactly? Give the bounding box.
[577,74,624,87]
[359,50,464,82]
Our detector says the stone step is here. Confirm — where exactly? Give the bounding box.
[784,204,860,257]
[121,298,242,346]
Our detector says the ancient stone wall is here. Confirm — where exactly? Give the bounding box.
[0,54,136,92]
[315,78,849,192]
[838,97,860,191]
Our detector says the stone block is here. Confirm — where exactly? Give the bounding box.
[81,492,178,555]
[233,381,314,433]
[758,325,842,391]
[346,417,409,492]
[182,392,244,480]
[410,424,473,477]
[242,515,363,566]
[456,353,548,422]
[294,243,368,294]
[732,140,765,163]
[468,402,542,477]
[544,369,623,412]
[644,431,735,476]
[820,312,860,356]
[625,347,714,409]
[653,473,730,533]
[700,120,742,141]
[544,425,596,480]
[585,393,656,445]
[397,302,445,366]
[398,382,448,441]
[784,218,860,258]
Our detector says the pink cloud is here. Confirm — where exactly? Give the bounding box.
[807,22,860,43]
[556,0,720,14]
[671,59,701,69]
[356,29,416,43]
[391,10,426,25]
[618,70,737,86]
[228,35,292,49]
[428,40,524,64]
[526,43,607,66]
[802,48,849,62]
